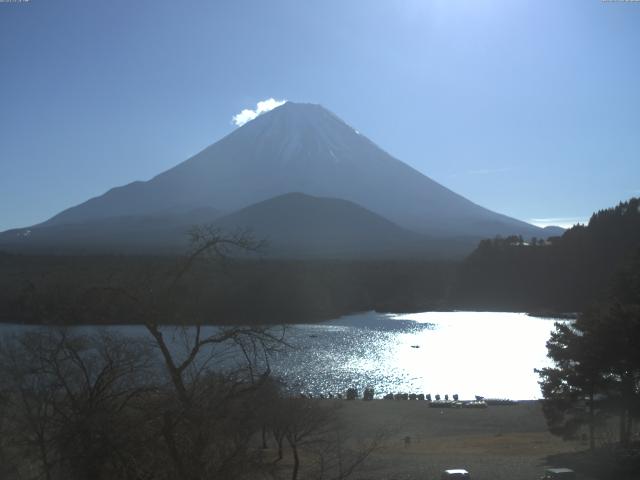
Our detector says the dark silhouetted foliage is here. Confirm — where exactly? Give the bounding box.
[0,254,455,325]
[537,247,640,455]
[451,198,640,313]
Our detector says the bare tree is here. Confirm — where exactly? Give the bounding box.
[284,398,333,480]
[264,395,384,480]
[0,329,156,480]
[312,423,386,480]
[132,227,290,479]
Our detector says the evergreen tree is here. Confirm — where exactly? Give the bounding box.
[537,248,640,448]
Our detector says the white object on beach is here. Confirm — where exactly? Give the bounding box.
[441,469,471,479]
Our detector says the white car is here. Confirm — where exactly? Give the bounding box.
[440,469,470,479]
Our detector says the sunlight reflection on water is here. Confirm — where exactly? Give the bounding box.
[275,311,560,400]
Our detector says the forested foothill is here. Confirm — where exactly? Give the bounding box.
[451,197,640,313]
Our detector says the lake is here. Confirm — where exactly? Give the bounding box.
[0,311,561,400]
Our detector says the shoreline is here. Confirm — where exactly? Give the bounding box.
[0,308,576,327]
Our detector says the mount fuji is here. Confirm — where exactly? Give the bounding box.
[1,102,553,256]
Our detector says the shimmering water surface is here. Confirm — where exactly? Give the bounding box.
[275,311,558,400]
[0,311,560,400]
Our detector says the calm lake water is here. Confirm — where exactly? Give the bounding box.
[0,311,561,400]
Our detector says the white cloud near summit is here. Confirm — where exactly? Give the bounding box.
[232,98,287,126]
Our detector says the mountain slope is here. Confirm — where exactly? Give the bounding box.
[0,208,222,254]
[39,102,545,239]
[212,192,432,257]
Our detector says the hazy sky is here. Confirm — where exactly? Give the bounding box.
[1,0,639,231]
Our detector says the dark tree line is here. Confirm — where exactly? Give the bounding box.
[451,197,640,313]
[0,252,454,326]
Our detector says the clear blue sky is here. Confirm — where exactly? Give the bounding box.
[1,0,639,231]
